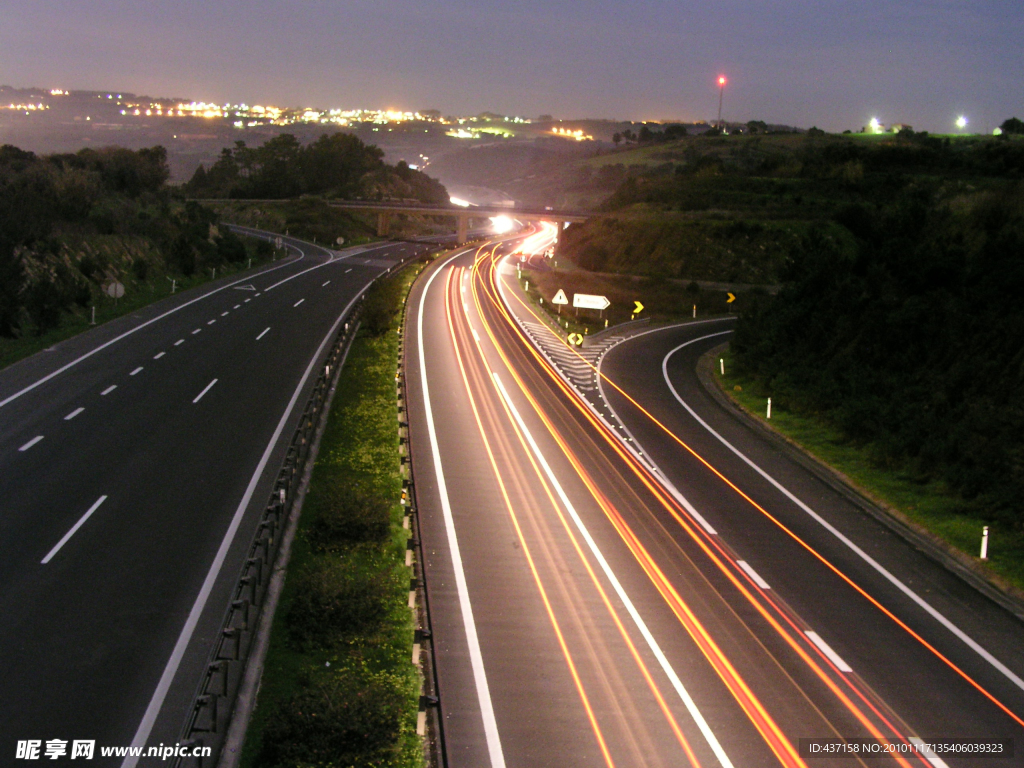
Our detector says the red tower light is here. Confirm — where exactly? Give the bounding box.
[718,76,727,86]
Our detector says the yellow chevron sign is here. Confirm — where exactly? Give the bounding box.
[567,332,584,346]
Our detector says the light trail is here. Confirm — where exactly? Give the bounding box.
[470,246,939,765]
[482,245,1024,733]
[443,264,617,768]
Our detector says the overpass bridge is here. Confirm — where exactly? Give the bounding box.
[327,201,591,244]
[188,199,591,245]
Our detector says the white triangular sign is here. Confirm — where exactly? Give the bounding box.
[552,289,568,305]
[233,284,257,291]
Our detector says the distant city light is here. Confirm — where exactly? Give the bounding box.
[956,115,968,130]
[450,197,472,207]
[869,117,883,133]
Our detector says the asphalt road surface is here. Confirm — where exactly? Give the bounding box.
[406,242,1024,768]
[0,230,434,764]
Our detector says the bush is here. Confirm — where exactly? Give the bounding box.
[287,552,403,651]
[307,484,391,549]
[360,278,403,336]
[257,661,412,767]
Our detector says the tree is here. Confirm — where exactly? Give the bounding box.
[664,124,688,140]
[1001,117,1024,135]
[747,120,768,135]
[612,132,622,146]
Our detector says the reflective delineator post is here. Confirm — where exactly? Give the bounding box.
[720,358,725,375]
[767,398,772,419]
[981,526,990,560]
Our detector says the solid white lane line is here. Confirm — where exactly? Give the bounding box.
[101,385,117,395]
[472,329,481,342]
[154,352,166,359]
[0,256,301,412]
[256,327,270,340]
[192,379,218,404]
[207,319,216,325]
[909,738,951,768]
[41,496,107,564]
[64,408,84,421]
[418,254,506,768]
[322,280,331,287]
[19,435,44,452]
[174,339,184,346]
[130,367,143,376]
[805,631,853,673]
[294,298,305,307]
[737,560,771,589]
[492,373,734,768]
[192,329,201,335]
[661,334,1024,693]
[121,278,374,768]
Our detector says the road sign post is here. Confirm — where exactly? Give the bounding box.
[552,288,568,315]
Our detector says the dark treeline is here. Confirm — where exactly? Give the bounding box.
[0,144,260,338]
[733,182,1024,528]
[185,132,448,203]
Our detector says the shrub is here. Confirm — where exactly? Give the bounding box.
[307,484,391,549]
[287,552,403,650]
[257,661,412,767]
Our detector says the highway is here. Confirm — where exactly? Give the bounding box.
[0,231,434,763]
[406,241,1024,767]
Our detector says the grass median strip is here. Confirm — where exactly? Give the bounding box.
[241,263,424,768]
[713,347,1024,594]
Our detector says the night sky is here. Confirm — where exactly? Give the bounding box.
[1,0,1021,132]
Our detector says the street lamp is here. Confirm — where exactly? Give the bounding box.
[717,76,727,130]
[956,115,968,131]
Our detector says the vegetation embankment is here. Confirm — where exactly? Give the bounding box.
[715,348,1024,592]
[241,264,424,768]
[0,143,282,370]
[722,174,1024,587]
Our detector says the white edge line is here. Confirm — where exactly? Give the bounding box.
[256,327,270,340]
[41,495,107,564]
[805,631,853,673]
[19,435,44,451]
[0,253,302,411]
[417,250,506,768]
[909,737,952,768]
[192,379,218,404]
[491,372,734,768]
[661,335,1024,694]
[121,277,374,768]
[736,560,771,590]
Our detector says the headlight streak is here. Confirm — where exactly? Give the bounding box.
[466,251,810,768]
[487,249,1024,733]
[443,263,618,768]
[470,248,946,766]
[458,255,711,766]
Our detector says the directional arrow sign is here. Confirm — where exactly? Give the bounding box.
[552,289,569,305]
[633,300,644,314]
[726,292,736,303]
[573,293,611,310]
[567,333,584,346]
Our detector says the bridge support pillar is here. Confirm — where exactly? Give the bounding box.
[456,214,468,245]
[377,212,391,238]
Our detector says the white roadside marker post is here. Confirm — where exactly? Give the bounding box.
[981,526,990,560]
[720,358,725,376]
[767,398,772,419]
